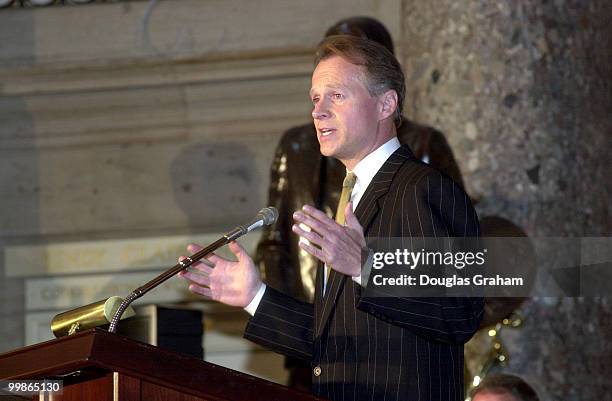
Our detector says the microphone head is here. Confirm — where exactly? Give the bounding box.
[258,207,279,225]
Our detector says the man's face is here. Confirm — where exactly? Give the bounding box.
[310,55,383,169]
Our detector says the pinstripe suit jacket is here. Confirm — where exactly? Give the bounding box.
[245,144,483,401]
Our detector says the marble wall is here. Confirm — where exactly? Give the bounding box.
[402,0,611,399]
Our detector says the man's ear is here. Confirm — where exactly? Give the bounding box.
[378,89,398,121]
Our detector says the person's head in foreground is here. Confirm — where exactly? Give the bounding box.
[471,374,540,401]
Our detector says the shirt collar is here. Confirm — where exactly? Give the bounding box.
[351,137,401,187]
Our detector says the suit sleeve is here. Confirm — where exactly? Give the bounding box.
[244,286,315,362]
[356,171,483,345]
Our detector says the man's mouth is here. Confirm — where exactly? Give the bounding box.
[320,128,335,137]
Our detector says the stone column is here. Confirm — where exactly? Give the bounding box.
[402,0,611,399]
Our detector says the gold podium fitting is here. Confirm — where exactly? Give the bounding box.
[51,296,135,337]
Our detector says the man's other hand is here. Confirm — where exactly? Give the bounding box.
[178,241,262,308]
[292,203,366,277]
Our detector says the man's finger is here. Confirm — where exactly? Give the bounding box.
[187,259,215,273]
[298,240,327,264]
[187,243,204,253]
[179,270,211,287]
[228,241,248,261]
[344,203,362,231]
[188,283,212,299]
[199,258,215,267]
[179,255,215,269]
[206,252,226,265]
[292,223,324,247]
[293,210,333,238]
[344,202,366,247]
[302,205,336,225]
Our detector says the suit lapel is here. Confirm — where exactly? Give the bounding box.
[315,267,342,336]
[313,153,339,335]
[354,144,415,230]
[315,145,416,338]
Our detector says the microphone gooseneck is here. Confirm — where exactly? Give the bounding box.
[225,206,280,241]
[108,207,278,333]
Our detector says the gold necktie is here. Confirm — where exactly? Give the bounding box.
[335,172,357,225]
[325,172,357,290]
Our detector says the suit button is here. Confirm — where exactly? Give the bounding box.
[313,366,322,376]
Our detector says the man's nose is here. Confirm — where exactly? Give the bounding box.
[312,102,330,120]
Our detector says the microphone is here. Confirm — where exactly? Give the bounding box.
[106,207,278,333]
[225,207,279,241]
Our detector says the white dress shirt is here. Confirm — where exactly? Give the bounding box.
[245,137,401,315]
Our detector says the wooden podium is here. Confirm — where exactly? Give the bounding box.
[0,328,326,401]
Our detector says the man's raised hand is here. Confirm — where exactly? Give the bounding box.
[178,241,262,308]
[292,203,366,277]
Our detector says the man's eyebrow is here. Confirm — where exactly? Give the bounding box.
[309,84,346,97]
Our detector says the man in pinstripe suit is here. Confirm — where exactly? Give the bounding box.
[180,36,483,401]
